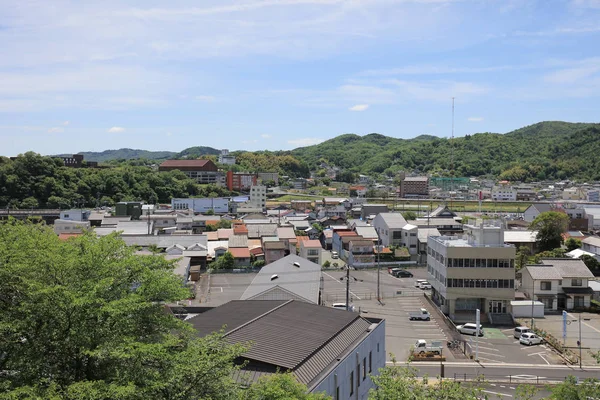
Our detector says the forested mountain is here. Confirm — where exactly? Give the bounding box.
[56,149,177,162]
[290,121,600,181]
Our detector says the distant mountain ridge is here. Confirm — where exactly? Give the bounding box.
[53,146,221,162]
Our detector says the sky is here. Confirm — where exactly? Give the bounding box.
[1,0,600,156]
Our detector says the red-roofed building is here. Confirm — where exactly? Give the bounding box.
[159,159,223,184]
[228,247,251,266]
[233,223,248,235]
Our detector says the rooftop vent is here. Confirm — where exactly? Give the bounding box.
[293,262,301,268]
[270,274,279,281]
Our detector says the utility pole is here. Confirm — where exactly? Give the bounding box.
[346,265,351,312]
[376,235,381,302]
[579,313,582,369]
[530,279,535,329]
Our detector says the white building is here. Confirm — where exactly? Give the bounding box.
[218,149,236,165]
[491,185,517,201]
[59,209,91,222]
[249,185,267,210]
[372,213,408,247]
[427,220,516,323]
[171,197,229,214]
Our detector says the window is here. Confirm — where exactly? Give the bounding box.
[558,280,562,286]
[64,214,69,218]
[377,343,380,352]
[369,351,372,373]
[363,357,367,380]
[540,281,552,291]
[349,371,354,395]
[335,387,339,400]
[357,362,360,387]
[572,279,583,287]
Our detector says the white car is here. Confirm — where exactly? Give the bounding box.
[519,332,543,346]
[418,281,432,290]
[331,251,339,259]
[332,303,356,312]
[414,279,428,288]
[456,323,484,336]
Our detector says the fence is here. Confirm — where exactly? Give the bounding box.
[325,289,424,303]
[452,373,562,385]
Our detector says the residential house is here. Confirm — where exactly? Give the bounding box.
[504,230,538,254]
[291,200,313,211]
[417,228,440,262]
[229,247,251,267]
[332,230,358,257]
[521,259,595,310]
[186,300,386,398]
[516,189,537,201]
[347,239,375,267]
[589,280,600,302]
[372,213,407,247]
[361,204,389,221]
[277,226,298,254]
[263,240,288,265]
[581,236,600,260]
[523,203,557,223]
[319,216,346,228]
[320,229,334,250]
[562,187,587,201]
[299,240,323,265]
[424,206,457,219]
[59,209,91,222]
[427,220,516,324]
[401,224,418,256]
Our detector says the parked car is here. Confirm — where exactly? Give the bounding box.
[394,269,413,278]
[331,251,339,259]
[415,279,428,288]
[519,332,543,346]
[413,339,442,355]
[389,267,401,275]
[514,326,531,339]
[409,308,431,321]
[456,323,484,336]
[331,303,356,312]
[417,281,432,290]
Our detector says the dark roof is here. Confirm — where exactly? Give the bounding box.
[529,203,554,213]
[263,240,287,250]
[562,287,595,295]
[160,159,212,168]
[187,300,377,387]
[188,300,287,336]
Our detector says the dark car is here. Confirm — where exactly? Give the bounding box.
[393,269,413,278]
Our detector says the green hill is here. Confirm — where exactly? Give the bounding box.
[57,149,177,162]
[290,121,600,181]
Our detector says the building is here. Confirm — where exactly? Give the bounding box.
[562,187,587,201]
[248,185,266,210]
[361,204,389,221]
[587,190,600,203]
[263,240,287,265]
[115,201,143,220]
[347,239,375,267]
[257,172,279,186]
[59,209,91,222]
[59,154,98,168]
[372,213,407,247]
[171,197,229,214]
[521,259,595,310]
[159,159,222,185]
[186,300,385,398]
[427,220,516,324]
[581,236,600,260]
[400,176,429,198]
[241,254,322,303]
[53,219,91,235]
[491,184,517,201]
[293,178,308,190]
[523,203,556,223]
[226,171,257,192]
[218,149,236,165]
[299,240,323,265]
[503,230,538,254]
[291,200,312,211]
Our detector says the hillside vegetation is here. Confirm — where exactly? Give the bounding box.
[290,121,600,181]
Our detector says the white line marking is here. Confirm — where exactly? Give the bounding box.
[323,272,362,300]
[509,387,515,390]
[568,312,600,334]
[526,352,546,357]
[483,390,513,397]
[539,354,550,365]
[478,351,506,358]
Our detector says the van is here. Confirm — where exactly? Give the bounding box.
[456,323,484,336]
[415,279,428,288]
[514,326,531,339]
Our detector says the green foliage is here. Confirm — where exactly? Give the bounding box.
[515,383,538,400]
[529,211,570,252]
[368,364,485,399]
[401,211,417,220]
[0,220,247,399]
[241,373,330,400]
[548,376,600,399]
[0,152,233,208]
[581,254,600,273]
[56,149,178,162]
[322,260,331,268]
[205,219,233,232]
[516,246,533,270]
[213,251,235,270]
[251,259,265,268]
[565,237,582,252]
[291,122,600,180]
[235,151,310,178]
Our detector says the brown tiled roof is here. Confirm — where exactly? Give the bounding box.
[160,159,211,168]
[263,241,286,250]
[301,239,322,248]
[229,247,251,258]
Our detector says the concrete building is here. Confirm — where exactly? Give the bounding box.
[59,209,91,222]
[218,149,236,165]
[491,184,517,201]
[299,239,323,265]
[427,220,516,324]
[400,176,429,198]
[53,219,91,235]
[248,185,266,210]
[521,259,595,310]
[159,159,222,185]
[186,300,385,399]
[226,171,257,192]
[361,204,389,221]
[171,197,230,214]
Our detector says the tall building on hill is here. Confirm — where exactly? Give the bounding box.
[158,159,223,185]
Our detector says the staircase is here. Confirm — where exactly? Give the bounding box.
[489,313,514,327]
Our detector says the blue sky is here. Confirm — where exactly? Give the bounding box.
[1,0,600,156]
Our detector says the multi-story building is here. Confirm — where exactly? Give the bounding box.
[372,213,407,247]
[226,171,257,192]
[299,240,323,265]
[587,190,600,202]
[400,176,429,198]
[171,197,229,213]
[257,172,279,186]
[248,185,266,210]
[427,220,516,323]
[491,184,517,201]
[217,149,236,165]
[159,159,222,185]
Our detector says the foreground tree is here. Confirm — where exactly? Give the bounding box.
[548,376,600,399]
[565,237,582,252]
[0,220,246,399]
[529,211,570,252]
[241,373,330,400]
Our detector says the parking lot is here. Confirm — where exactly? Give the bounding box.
[518,312,600,366]
[201,272,257,306]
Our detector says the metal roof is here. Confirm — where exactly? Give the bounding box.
[418,228,440,241]
[540,258,595,278]
[582,236,600,247]
[375,213,407,228]
[240,254,321,303]
[277,226,297,240]
[120,234,208,249]
[246,224,278,239]
[504,230,538,243]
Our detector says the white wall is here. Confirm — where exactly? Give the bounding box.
[171,198,229,213]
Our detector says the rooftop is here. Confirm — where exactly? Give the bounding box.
[376,213,407,228]
[160,159,213,168]
[429,235,513,248]
[540,258,595,278]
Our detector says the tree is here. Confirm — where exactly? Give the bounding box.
[0,220,247,399]
[565,237,582,252]
[322,260,331,268]
[213,251,235,270]
[368,363,485,399]
[401,211,417,220]
[548,376,600,399]
[581,254,600,273]
[241,373,330,400]
[20,196,39,209]
[529,211,570,252]
[516,246,532,270]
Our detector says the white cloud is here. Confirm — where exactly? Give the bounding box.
[287,138,324,147]
[349,104,369,111]
[544,66,600,84]
[166,132,173,137]
[261,134,272,138]
[107,126,126,133]
[195,95,216,102]
[63,120,70,126]
[47,127,64,133]
[242,139,258,144]
[467,117,484,122]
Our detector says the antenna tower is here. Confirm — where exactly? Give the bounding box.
[450,97,455,209]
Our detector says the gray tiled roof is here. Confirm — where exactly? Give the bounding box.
[229,234,249,248]
[121,234,208,249]
[376,213,407,228]
[246,224,278,239]
[240,254,321,303]
[530,203,554,213]
[523,265,563,280]
[540,258,595,278]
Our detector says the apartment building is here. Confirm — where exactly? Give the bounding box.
[400,176,429,198]
[427,220,516,323]
[159,159,223,185]
[226,171,257,191]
